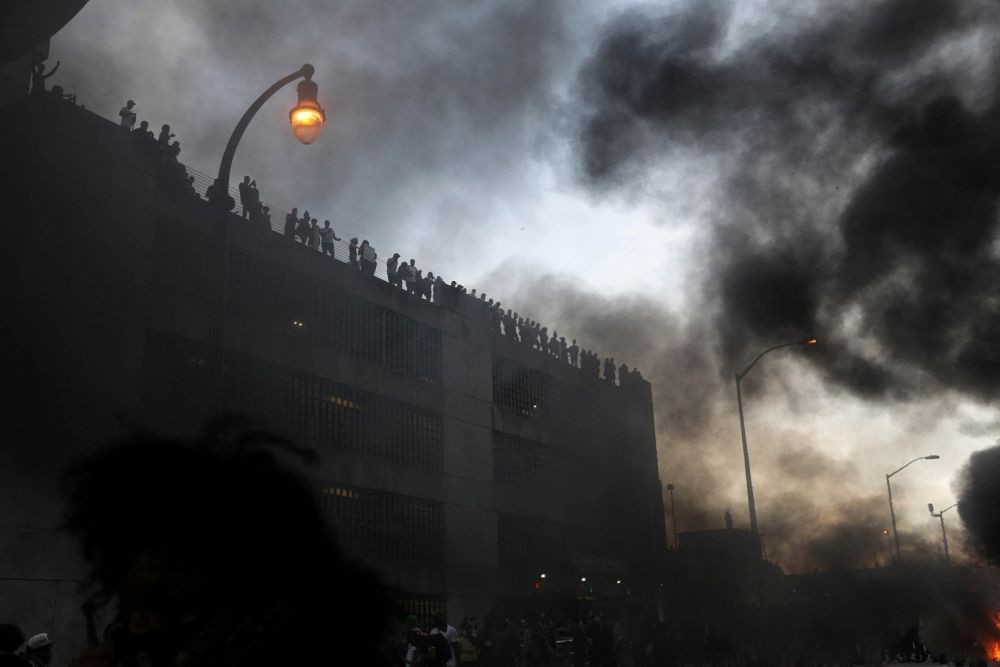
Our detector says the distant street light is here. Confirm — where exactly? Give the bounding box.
[928,502,958,565]
[666,483,679,549]
[885,455,939,563]
[735,337,817,538]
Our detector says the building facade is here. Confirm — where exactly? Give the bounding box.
[0,93,667,658]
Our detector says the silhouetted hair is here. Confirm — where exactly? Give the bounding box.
[0,624,24,652]
[61,415,395,665]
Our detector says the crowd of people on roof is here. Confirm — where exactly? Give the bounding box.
[107,92,644,387]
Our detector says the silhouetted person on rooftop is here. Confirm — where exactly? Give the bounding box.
[238,177,252,220]
[619,363,629,387]
[308,219,321,250]
[30,60,59,95]
[118,100,136,130]
[157,124,174,151]
[62,417,395,667]
[549,332,560,357]
[348,238,359,267]
[387,253,400,286]
[284,208,298,239]
[184,175,197,198]
[320,221,341,257]
[569,339,579,367]
[360,240,377,274]
[605,358,616,384]
[296,212,312,244]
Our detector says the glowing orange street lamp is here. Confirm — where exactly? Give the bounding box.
[735,336,818,542]
[290,75,325,145]
[210,63,325,212]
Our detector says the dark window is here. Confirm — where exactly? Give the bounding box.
[395,593,447,632]
[230,249,441,380]
[144,331,444,471]
[151,222,211,300]
[493,431,559,486]
[321,484,445,562]
[492,357,566,419]
[497,513,572,568]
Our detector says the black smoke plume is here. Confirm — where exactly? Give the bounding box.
[578,0,1000,398]
[562,0,1000,569]
[958,443,1000,562]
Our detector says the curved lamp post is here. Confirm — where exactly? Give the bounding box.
[208,64,325,411]
[209,63,325,211]
[885,454,939,563]
[928,501,957,565]
[735,337,817,538]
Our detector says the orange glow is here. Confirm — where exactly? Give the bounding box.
[983,611,1000,660]
[290,105,324,144]
[806,338,818,345]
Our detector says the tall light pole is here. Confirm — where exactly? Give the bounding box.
[666,483,678,549]
[208,64,326,412]
[928,502,958,565]
[885,455,939,563]
[735,337,817,537]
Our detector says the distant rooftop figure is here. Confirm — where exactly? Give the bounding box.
[30,59,59,95]
[118,100,136,130]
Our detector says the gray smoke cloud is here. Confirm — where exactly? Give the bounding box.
[553,0,1000,570]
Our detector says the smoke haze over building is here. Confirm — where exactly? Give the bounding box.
[50,0,1000,572]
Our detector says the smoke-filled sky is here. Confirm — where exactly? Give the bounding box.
[51,0,1000,572]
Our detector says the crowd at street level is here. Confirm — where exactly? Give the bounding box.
[389,606,676,666]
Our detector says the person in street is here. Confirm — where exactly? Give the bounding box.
[22,635,51,667]
[30,60,60,94]
[405,615,425,667]
[118,100,136,130]
[429,615,459,667]
[63,416,395,667]
[319,221,341,257]
[284,208,298,239]
[0,624,29,667]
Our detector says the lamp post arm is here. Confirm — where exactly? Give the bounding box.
[887,456,928,479]
[940,503,958,515]
[214,64,313,206]
[736,340,802,380]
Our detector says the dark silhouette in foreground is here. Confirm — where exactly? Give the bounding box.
[61,416,394,667]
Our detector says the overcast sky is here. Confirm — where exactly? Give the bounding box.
[50,0,1000,571]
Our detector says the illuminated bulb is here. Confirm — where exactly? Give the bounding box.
[540,573,546,579]
[580,577,586,582]
[290,104,324,144]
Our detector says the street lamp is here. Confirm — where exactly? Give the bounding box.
[928,502,958,565]
[735,337,817,537]
[209,63,324,211]
[885,455,939,563]
[666,483,678,549]
[208,64,325,412]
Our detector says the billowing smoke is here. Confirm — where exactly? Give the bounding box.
[958,443,1000,562]
[557,0,1000,569]
[578,0,1000,397]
